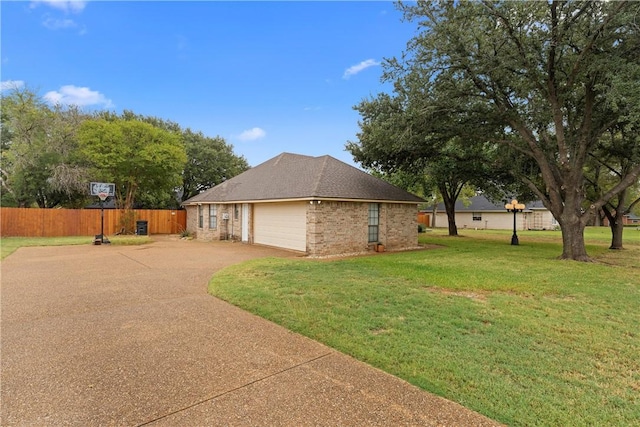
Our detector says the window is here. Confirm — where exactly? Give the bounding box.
[198,205,203,228]
[209,205,217,229]
[472,212,482,221]
[234,204,239,220]
[368,203,380,243]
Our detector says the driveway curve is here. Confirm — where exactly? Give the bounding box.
[1,236,500,426]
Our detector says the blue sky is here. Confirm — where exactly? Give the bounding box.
[1,0,416,167]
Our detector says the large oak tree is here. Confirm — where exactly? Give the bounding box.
[353,0,640,260]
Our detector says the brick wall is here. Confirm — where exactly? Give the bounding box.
[307,201,369,256]
[307,201,419,256]
[382,203,419,250]
[185,205,198,235]
[186,203,245,241]
[188,200,419,256]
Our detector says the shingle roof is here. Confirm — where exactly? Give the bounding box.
[435,195,547,212]
[183,153,424,204]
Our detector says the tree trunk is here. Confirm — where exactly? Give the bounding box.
[609,220,624,250]
[609,189,627,250]
[558,215,591,261]
[438,183,461,236]
[431,203,438,228]
[594,209,602,227]
[443,199,458,236]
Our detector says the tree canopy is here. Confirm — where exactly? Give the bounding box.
[181,129,249,202]
[1,88,248,213]
[78,117,187,212]
[349,0,640,260]
[0,88,89,207]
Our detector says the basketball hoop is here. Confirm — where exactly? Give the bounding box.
[98,192,108,201]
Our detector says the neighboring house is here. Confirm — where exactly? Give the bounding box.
[182,153,424,256]
[603,213,640,227]
[432,195,558,231]
[626,214,640,225]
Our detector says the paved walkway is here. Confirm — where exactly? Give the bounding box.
[1,236,500,426]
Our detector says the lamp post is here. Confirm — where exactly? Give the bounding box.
[505,199,525,245]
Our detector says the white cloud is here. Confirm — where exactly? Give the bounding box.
[1,80,25,92]
[237,127,266,141]
[31,0,87,13]
[31,1,87,31]
[43,85,113,108]
[343,59,380,79]
[43,17,77,29]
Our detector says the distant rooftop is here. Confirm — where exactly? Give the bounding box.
[435,195,547,212]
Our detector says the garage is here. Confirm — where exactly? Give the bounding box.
[253,202,307,251]
[183,153,424,256]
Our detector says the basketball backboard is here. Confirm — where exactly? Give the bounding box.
[90,182,115,197]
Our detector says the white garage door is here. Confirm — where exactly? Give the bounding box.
[254,202,307,252]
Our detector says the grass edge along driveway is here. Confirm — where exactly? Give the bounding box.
[209,228,640,427]
[0,235,152,259]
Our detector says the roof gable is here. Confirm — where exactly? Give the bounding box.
[184,153,424,204]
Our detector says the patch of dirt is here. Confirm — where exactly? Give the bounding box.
[424,286,489,302]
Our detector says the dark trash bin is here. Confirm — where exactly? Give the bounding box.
[136,220,148,236]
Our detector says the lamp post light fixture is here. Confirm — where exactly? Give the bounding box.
[505,199,525,245]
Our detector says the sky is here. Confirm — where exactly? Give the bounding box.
[1,0,418,167]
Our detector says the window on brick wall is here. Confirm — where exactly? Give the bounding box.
[368,203,380,242]
[472,212,482,221]
[198,205,203,228]
[209,205,217,229]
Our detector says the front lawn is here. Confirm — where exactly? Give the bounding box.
[209,228,640,426]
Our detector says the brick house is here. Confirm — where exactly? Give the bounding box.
[182,153,424,256]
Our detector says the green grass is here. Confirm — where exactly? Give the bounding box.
[209,227,640,426]
[0,235,153,259]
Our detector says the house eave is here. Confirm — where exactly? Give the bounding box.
[183,196,422,206]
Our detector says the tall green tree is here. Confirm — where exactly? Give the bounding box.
[181,129,249,202]
[367,0,640,260]
[78,117,186,219]
[45,104,92,207]
[347,86,513,236]
[1,87,89,207]
[94,111,248,206]
[586,125,640,249]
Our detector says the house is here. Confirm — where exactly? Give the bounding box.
[432,195,558,230]
[625,214,640,225]
[182,153,424,256]
[603,213,640,227]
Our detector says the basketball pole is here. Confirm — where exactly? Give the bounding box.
[91,183,115,245]
[100,197,104,243]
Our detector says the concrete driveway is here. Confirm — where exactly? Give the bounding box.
[1,236,499,426]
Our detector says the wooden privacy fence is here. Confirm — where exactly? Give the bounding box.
[417,212,431,227]
[0,208,186,237]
